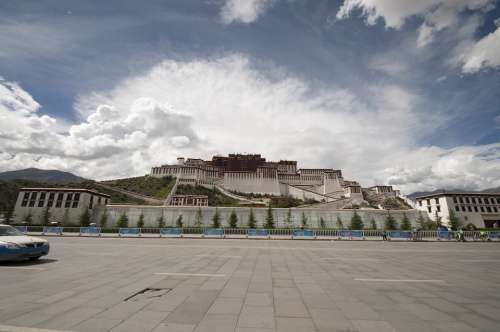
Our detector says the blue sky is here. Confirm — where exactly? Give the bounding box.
[0,0,499,193]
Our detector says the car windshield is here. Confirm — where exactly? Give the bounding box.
[0,225,23,236]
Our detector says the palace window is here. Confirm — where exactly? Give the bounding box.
[72,201,78,208]
[435,198,439,204]
[487,206,492,213]
[418,200,422,206]
[465,197,470,204]
[461,206,466,212]
[494,207,498,213]
[458,197,463,203]
[481,206,485,212]
[427,207,431,213]
[467,206,472,212]
[74,193,80,201]
[453,197,457,203]
[426,199,430,205]
[474,206,478,212]
[436,206,441,212]
[38,199,44,207]
[497,198,500,204]
[455,206,459,212]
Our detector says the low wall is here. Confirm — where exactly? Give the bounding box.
[96,205,420,229]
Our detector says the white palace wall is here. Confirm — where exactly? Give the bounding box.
[96,205,420,229]
[223,172,280,195]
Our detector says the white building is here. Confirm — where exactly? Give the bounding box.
[367,185,397,198]
[151,154,356,203]
[415,192,500,228]
[13,188,110,225]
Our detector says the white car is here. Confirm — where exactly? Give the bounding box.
[0,224,50,261]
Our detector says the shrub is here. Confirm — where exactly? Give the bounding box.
[99,211,108,228]
[247,208,256,228]
[285,208,293,227]
[79,208,91,227]
[265,206,275,229]
[229,210,238,228]
[464,223,477,231]
[41,206,50,226]
[212,208,220,228]
[157,214,165,228]
[117,213,129,228]
[370,218,377,230]
[384,212,397,230]
[400,213,411,230]
[350,211,364,230]
[195,207,203,227]
[176,214,183,228]
[301,212,308,227]
[137,213,145,228]
[336,216,344,229]
[448,209,461,231]
[319,217,326,228]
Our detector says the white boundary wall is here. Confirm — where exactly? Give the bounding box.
[96,205,421,229]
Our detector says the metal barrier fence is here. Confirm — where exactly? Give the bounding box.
[14,226,500,241]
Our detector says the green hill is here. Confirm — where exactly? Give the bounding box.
[101,176,175,199]
[0,168,87,183]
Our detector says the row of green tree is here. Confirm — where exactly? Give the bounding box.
[15,206,464,231]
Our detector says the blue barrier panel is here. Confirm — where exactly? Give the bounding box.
[43,227,63,235]
[14,226,28,233]
[389,231,412,239]
[488,232,500,239]
[438,230,450,239]
[160,228,183,236]
[351,230,364,238]
[293,229,315,237]
[119,228,141,236]
[247,229,269,236]
[204,228,224,236]
[338,230,351,238]
[80,227,101,236]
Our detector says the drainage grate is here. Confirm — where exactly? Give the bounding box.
[124,288,172,302]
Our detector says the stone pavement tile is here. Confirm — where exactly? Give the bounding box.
[4,311,54,327]
[275,317,315,332]
[236,328,275,332]
[274,299,309,318]
[152,323,196,332]
[83,294,124,309]
[399,303,455,322]
[421,298,470,313]
[309,308,355,331]
[72,317,123,332]
[208,298,243,315]
[0,302,46,321]
[151,278,184,289]
[109,310,172,332]
[431,321,480,332]
[37,306,103,330]
[457,313,500,332]
[272,279,294,288]
[273,288,301,300]
[340,302,380,320]
[163,291,218,325]
[199,279,227,291]
[238,306,275,329]
[219,279,249,298]
[36,290,75,304]
[302,294,337,309]
[245,293,273,307]
[194,314,238,332]
[352,320,397,332]
[466,303,500,321]
[145,294,189,312]
[94,301,148,320]
[248,282,272,293]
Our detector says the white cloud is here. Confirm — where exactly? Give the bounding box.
[336,0,496,47]
[459,26,500,73]
[1,55,499,193]
[220,0,275,24]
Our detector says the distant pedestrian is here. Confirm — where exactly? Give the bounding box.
[382,230,388,241]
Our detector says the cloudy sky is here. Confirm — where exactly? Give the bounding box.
[0,0,499,194]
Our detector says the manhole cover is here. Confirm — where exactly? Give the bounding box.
[124,288,172,302]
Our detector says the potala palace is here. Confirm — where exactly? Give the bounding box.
[150,153,389,205]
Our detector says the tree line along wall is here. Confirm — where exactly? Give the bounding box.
[94,205,421,229]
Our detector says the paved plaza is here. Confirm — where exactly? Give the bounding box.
[1,237,500,332]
